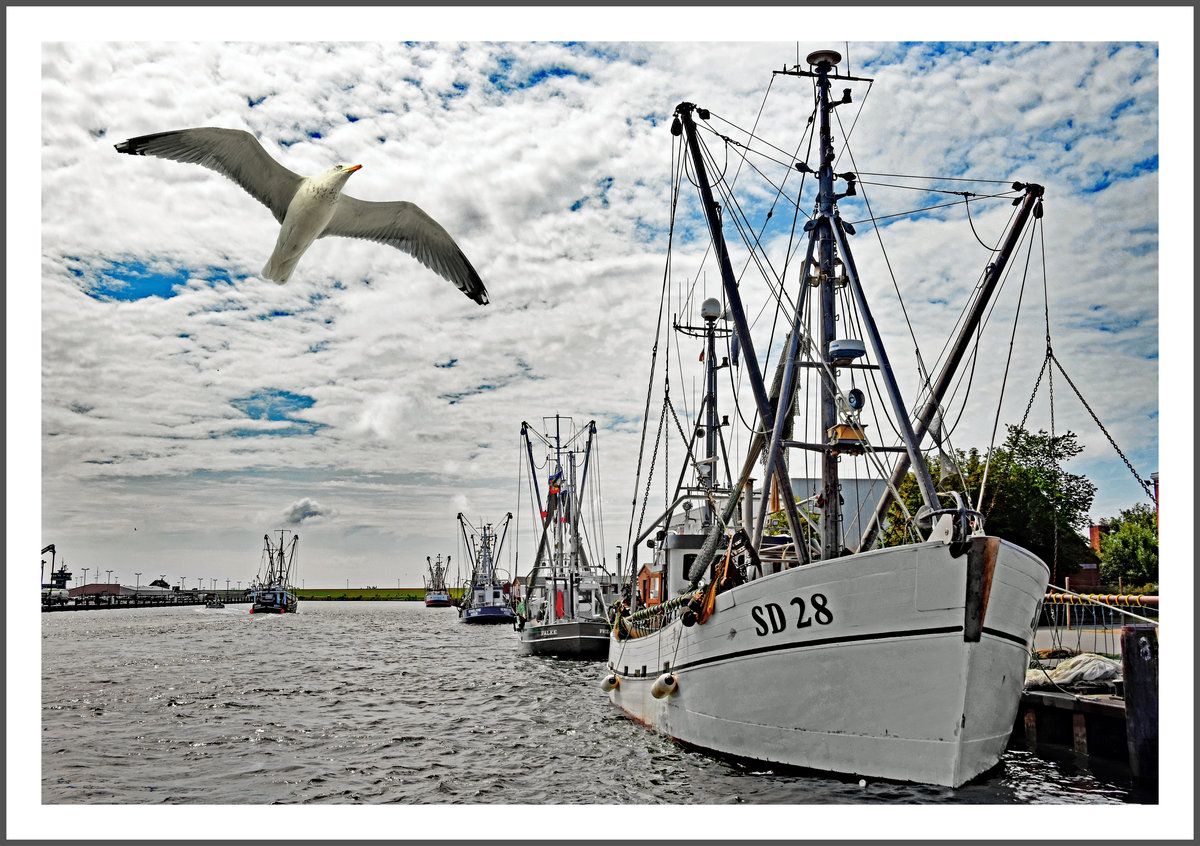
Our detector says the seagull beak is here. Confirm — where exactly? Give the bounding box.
[347,164,362,173]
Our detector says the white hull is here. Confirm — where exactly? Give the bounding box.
[606,537,1048,788]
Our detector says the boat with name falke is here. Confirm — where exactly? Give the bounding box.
[603,50,1050,788]
[515,416,620,658]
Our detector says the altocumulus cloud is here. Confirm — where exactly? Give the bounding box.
[281,497,338,525]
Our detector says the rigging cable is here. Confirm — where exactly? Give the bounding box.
[625,137,686,565]
[975,218,1038,512]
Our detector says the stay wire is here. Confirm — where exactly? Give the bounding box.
[626,138,685,563]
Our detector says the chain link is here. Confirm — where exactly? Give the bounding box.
[1051,354,1156,502]
[635,399,670,542]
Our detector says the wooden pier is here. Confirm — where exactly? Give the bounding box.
[1016,624,1158,781]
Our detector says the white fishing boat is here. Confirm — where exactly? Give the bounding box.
[604,50,1049,788]
[423,554,453,607]
[249,530,299,614]
[456,514,517,625]
[515,416,620,658]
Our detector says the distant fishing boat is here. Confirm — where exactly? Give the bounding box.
[604,50,1049,788]
[204,595,225,609]
[456,514,517,625]
[423,554,453,607]
[516,416,620,658]
[249,530,299,614]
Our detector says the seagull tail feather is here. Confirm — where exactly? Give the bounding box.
[261,253,296,285]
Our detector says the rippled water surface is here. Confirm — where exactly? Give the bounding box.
[41,602,1155,805]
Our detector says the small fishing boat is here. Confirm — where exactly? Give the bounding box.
[249,530,299,614]
[204,594,225,609]
[423,554,454,607]
[456,514,517,624]
[604,50,1050,788]
[516,416,620,658]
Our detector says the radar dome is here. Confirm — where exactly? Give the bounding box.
[700,298,722,321]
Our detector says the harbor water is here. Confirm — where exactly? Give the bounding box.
[36,601,1159,828]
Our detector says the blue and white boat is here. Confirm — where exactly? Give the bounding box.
[456,514,517,625]
[249,530,299,614]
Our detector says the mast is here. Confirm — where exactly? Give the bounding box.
[814,56,845,560]
[777,50,940,559]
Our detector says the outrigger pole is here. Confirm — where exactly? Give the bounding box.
[855,182,1044,552]
[674,102,808,552]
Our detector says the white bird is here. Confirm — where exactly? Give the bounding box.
[115,127,489,305]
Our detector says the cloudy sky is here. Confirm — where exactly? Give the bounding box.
[14,12,1190,600]
[10,4,1193,837]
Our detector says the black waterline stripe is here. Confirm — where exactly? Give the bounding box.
[663,626,964,674]
[982,626,1030,647]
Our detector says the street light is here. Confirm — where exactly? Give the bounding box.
[105,569,113,585]
[135,572,141,593]
[181,577,186,589]
[237,580,241,590]
[226,579,230,591]
[81,568,89,589]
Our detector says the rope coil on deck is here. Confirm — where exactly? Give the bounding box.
[610,589,704,640]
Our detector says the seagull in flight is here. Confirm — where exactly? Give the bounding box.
[115,127,489,305]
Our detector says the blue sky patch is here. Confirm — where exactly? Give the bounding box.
[489,56,589,93]
[78,260,244,302]
[228,389,324,437]
[82,260,185,301]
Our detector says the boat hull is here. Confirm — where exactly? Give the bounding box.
[460,604,516,624]
[519,619,610,659]
[424,592,453,607]
[605,537,1048,788]
[250,588,298,615]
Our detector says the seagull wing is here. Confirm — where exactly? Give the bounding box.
[324,196,490,305]
[115,128,303,224]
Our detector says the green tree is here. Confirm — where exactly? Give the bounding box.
[879,425,1096,583]
[1098,503,1158,589]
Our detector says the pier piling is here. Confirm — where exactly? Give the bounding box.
[1121,623,1159,781]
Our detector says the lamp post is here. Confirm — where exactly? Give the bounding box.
[81,568,89,589]
[237,580,241,590]
[135,573,141,598]
[226,579,230,592]
[105,569,113,585]
[181,577,186,590]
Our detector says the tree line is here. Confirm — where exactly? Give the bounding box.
[877,425,1157,592]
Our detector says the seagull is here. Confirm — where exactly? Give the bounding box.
[114,127,489,304]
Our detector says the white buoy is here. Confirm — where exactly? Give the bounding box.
[601,673,620,692]
[651,672,678,699]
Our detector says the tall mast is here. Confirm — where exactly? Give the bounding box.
[813,57,844,561]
